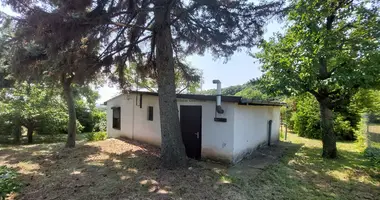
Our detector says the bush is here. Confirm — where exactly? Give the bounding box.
[290,95,321,139]
[93,110,106,132]
[86,132,108,141]
[0,166,21,199]
[289,94,359,140]
[364,147,380,165]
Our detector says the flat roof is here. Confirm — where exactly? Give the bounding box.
[104,91,285,107]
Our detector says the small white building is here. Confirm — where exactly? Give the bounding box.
[105,87,283,163]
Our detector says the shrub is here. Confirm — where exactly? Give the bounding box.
[93,110,106,132]
[289,94,359,140]
[86,132,108,141]
[364,147,380,165]
[0,166,21,200]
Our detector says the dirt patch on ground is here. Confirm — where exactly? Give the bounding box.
[228,143,297,180]
[2,138,268,200]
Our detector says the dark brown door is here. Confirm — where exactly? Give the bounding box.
[180,105,202,160]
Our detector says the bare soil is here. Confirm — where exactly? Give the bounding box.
[1,138,285,200]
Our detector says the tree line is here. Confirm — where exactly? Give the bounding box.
[0,0,379,168]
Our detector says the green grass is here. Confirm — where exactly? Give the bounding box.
[230,133,380,200]
[0,133,87,145]
[1,131,379,199]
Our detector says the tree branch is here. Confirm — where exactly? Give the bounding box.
[111,21,153,31]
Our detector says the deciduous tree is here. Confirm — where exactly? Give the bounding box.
[256,0,380,158]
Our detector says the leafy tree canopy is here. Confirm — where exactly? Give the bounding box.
[256,0,380,158]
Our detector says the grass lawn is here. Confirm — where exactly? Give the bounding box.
[245,133,380,200]
[0,133,379,200]
[0,133,87,145]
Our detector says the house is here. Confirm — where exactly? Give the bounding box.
[104,81,284,163]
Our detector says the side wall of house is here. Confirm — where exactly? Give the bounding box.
[232,105,281,163]
[133,94,162,146]
[106,94,162,146]
[106,94,134,139]
[107,94,236,162]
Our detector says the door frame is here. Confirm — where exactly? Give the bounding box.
[180,105,202,159]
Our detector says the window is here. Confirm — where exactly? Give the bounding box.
[148,106,153,121]
[112,107,121,130]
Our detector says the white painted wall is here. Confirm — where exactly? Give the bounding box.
[106,94,134,139]
[232,105,281,162]
[177,99,235,162]
[106,93,236,161]
[132,95,162,146]
[106,93,281,163]
[106,94,162,146]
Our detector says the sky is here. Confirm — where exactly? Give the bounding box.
[98,22,284,103]
[0,5,284,104]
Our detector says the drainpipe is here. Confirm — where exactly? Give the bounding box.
[213,80,224,114]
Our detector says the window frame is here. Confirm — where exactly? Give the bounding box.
[112,107,121,130]
[147,106,154,121]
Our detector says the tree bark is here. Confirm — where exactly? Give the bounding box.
[63,79,76,148]
[154,0,188,168]
[319,99,337,158]
[13,117,21,144]
[27,127,33,144]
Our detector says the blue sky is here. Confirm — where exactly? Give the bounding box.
[0,5,284,103]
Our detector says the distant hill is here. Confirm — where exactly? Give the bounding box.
[196,80,271,100]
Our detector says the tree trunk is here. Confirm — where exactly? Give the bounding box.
[13,117,21,144]
[154,0,187,168]
[319,100,337,158]
[27,127,33,144]
[63,80,76,148]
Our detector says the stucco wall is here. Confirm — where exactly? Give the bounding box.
[106,94,134,139]
[177,99,235,162]
[106,93,281,163]
[132,95,162,146]
[232,105,281,163]
[107,94,236,162]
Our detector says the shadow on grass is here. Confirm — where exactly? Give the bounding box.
[242,140,380,200]
[0,138,239,200]
[0,134,87,145]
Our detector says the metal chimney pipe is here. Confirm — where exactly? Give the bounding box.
[213,80,224,114]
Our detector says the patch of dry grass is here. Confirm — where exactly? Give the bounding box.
[0,138,243,200]
[1,134,379,200]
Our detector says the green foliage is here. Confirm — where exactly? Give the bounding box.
[290,95,321,139]
[364,147,380,165]
[72,86,106,133]
[199,84,245,96]
[85,132,107,142]
[257,1,380,98]
[0,166,21,199]
[199,80,272,101]
[0,83,68,137]
[290,94,359,140]
[93,110,106,132]
[235,87,268,100]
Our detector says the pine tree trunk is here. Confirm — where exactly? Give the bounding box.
[319,100,337,158]
[27,127,33,144]
[63,80,76,148]
[154,0,187,168]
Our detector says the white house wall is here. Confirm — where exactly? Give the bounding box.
[132,95,162,146]
[107,94,236,162]
[106,94,134,139]
[177,99,235,162]
[232,105,280,163]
